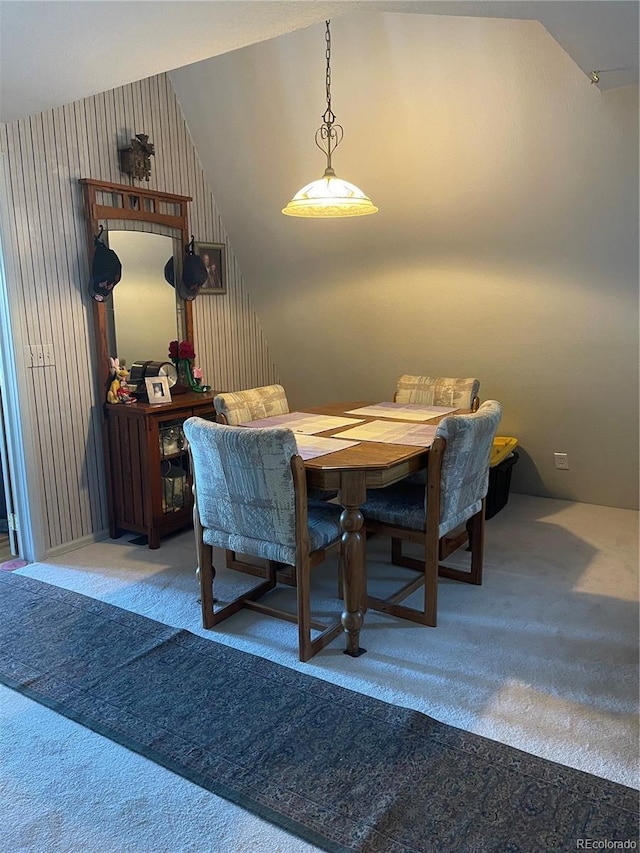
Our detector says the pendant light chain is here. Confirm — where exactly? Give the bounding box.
[322,21,335,127]
[316,20,343,172]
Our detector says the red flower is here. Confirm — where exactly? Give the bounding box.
[168,340,195,360]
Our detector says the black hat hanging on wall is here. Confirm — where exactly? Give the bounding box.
[163,256,175,288]
[177,236,207,301]
[89,227,122,302]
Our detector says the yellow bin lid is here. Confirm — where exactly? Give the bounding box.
[491,436,519,467]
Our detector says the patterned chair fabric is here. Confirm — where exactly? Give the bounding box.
[434,400,501,536]
[395,374,481,486]
[360,401,502,626]
[182,417,344,661]
[184,418,341,565]
[395,375,480,410]
[363,401,502,538]
[214,384,289,425]
[213,383,335,558]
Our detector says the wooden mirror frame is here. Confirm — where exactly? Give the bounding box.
[79,179,194,394]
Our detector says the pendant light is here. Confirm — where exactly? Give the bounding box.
[282,20,378,218]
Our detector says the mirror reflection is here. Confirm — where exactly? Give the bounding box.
[106,231,178,369]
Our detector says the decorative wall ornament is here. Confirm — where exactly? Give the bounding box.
[119,133,155,181]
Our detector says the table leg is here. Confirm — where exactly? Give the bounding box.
[339,471,367,656]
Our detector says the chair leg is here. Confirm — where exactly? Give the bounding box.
[198,541,216,629]
[386,515,485,588]
[437,511,484,585]
[197,541,279,629]
[200,541,341,661]
[297,561,313,662]
[424,531,438,627]
[367,510,489,623]
[467,510,484,585]
[367,530,438,626]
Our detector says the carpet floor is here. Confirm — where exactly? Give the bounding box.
[1,571,637,853]
[1,494,638,852]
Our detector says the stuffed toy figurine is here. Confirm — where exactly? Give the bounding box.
[107,357,135,405]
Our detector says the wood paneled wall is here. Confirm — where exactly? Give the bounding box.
[0,73,278,554]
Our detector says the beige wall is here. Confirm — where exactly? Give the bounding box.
[172,12,639,509]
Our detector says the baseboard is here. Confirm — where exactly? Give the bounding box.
[44,528,111,560]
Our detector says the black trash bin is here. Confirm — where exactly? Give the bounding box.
[486,449,519,520]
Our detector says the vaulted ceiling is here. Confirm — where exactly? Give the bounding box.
[0,0,638,123]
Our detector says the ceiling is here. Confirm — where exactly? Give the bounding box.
[0,1,637,123]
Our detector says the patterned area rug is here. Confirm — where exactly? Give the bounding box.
[1,572,637,853]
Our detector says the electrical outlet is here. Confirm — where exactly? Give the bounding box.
[554,452,570,470]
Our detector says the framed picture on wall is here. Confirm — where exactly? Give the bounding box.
[194,242,226,294]
[145,376,172,405]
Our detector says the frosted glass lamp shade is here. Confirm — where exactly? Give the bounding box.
[282,170,378,218]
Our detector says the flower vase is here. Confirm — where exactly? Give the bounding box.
[171,358,192,394]
[174,358,207,394]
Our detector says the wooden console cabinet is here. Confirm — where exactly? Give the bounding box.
[104,392,217,548]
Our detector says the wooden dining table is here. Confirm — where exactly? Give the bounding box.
[299,401,455,657]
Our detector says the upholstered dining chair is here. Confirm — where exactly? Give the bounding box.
[214,384,290,425]
[361,400,502,627]
[394,375,481,412]
[214,384,335,579]
[183,417,344,662]
[393,374,481,494]
[214,384,291,577]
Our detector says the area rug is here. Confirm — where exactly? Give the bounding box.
[1,573,637,853]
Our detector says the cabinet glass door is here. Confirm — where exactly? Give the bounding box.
[158,420,189,514]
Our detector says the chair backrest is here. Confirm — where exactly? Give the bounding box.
[214,384,289,424]
[432,400,502,536]
[183,417,300,560]
[395,375,480,410]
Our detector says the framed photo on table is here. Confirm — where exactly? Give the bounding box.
[146,376,172,405]
[195,242,226,294]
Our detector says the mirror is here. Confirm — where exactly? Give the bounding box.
[79,179,194,395]
[106,231,179,368]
